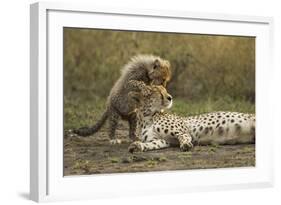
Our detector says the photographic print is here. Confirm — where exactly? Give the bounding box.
[63,28,255,176]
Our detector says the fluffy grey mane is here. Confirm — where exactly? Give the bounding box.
[120,54,159,76]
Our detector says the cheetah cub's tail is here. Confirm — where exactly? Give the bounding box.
[73,110,109,137]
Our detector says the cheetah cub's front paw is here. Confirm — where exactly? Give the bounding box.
[128,141,143,153]
[110,139,122,145]
[180,141,193,152]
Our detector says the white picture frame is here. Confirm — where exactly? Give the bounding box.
[30,1,274,202]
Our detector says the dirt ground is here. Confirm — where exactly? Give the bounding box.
[64,125,255,176]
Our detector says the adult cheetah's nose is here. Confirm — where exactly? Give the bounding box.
[167,95,172,101]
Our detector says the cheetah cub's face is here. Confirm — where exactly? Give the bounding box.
[149,58,171,87]
[146,86,173,113]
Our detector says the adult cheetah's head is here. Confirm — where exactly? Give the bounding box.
[143,86,173,114]
[128,85,173,116]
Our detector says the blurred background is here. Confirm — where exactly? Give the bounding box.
[64,28,255,130]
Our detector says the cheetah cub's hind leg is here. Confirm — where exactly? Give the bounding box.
[128,139,170,153]
[108,110,122,145]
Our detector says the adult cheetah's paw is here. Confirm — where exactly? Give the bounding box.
[180,141,193,152]
[128,141,143,153]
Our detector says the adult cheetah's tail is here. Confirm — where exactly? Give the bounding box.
[73,110,109,137]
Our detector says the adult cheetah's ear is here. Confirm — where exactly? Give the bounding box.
[153,59,161,69]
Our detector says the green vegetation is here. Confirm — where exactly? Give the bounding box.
[109,157,119,163]
[64,97,255,130]
[73,159,91,172]
[63,28,255,130]
[177,152,193,160]
[170,97,255,117]
[146,160,158,168]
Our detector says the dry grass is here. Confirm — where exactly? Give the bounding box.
[63,28,255,175]
[64,28,255,102]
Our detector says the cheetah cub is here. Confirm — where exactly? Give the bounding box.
[128,86,255,153]
[73,55,171,144]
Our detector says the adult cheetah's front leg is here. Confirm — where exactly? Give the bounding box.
[176,132,193,152]
[128,139,170,153]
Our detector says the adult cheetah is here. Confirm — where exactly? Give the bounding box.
[128,86,255,153]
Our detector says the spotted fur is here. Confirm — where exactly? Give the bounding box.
[73,55,171,144]
[128,86,255,153]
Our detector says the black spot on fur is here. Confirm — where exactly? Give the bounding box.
[200,126,203,131]
[204,127,209,134]
[157,127,160,132]
[235,123,241,132]
[193,128,196,132]
[142,130,147,135]
[222,120,226,124]
[171,132,174,136]
[218,127,224,135]
[144,135,148,141]
[164,129,168,134]
[216,123,220,128]
[231,119,235,123]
